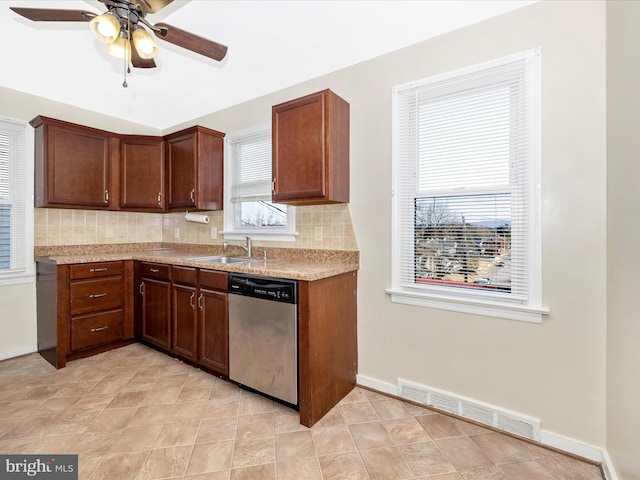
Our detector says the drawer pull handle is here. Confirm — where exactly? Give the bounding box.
[90,268,108,272]
[89,293,107,299]
[91,326,109,332]
[150,268,160,273]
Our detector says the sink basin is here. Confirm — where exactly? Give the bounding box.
[186,255,255,264]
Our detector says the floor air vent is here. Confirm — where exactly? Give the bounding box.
[397,378,541,441]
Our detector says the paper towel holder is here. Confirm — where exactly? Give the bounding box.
[184,210,210,224]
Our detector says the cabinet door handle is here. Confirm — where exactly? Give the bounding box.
[189,292,195,309]
[150,268,160,273]
[88,293,107,299]
[190,188,195,203]
[272,178,276,194]
[157,192,162,205]
[90,268,108,272]
[197,293,203,310]
[139,282,144,295]
[105,190,109,204]
[91,326,109,332]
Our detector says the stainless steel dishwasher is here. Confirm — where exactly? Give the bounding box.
[228,274,298,407]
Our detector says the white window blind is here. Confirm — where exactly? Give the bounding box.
[224,125,294,238]
[0,117,32,281]
[390,50,543,321]
[229,129,272,203]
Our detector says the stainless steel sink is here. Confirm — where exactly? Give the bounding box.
[185,255,255,264]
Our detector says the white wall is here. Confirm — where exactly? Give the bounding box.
[188,0,608,447]
[0,0,619,464]
[0,283,37,359]
[358,0,607,448]
[606,1,640,478]
[0,87,161,358]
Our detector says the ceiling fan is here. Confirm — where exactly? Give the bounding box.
[10,0,227,86]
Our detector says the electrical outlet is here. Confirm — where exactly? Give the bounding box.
[314,226,323,242]
[210,226,217,240]
[174,227,180,239]
[105,226,113,238]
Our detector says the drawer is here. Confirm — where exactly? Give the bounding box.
[71,309,124,352]
[172,266,197,285]
[70,261,124,280]
[70,277,123,315]
[141,262,171,280]
[199,270,227,291]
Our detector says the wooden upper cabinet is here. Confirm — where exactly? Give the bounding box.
[164,126,225,211]
[30,116,226,212]
[31,116,116,209]
[272,89,350,205]
[120,135,165,211]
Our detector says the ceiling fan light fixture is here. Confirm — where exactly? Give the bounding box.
[89,12,121,44]
[132,26,159,59]
[107,34,131,61]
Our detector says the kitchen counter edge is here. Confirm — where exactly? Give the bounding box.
[34,244,359,282]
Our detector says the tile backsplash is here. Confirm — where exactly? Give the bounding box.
[34,204,358,251]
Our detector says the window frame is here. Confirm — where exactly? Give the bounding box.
[387,49,547,323]
[223,123,296,242]
[0,116,34,286]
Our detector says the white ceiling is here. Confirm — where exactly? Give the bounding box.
[2,0,536,130]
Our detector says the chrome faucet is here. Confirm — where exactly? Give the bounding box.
[223,236,252,257]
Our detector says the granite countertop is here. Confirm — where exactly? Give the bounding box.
[34,243,359,281]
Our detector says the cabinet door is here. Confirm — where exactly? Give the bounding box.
[166,132,196,209]
[141,277,171,349]
[194,133,224,211]
[38,120,112,208]
[121,136,165,210]
[172,283,198,361]
[272,90,349,205]
[165,126,225,211]
[198,288,228,376]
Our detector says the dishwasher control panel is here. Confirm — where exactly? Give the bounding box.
[228,274,297,304]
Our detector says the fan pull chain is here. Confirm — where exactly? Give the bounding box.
[122,20,131,88]
[123,55,128,88]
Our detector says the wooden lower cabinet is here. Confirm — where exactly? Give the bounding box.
[197,269,228,376]
[36,256,357,428]
[36,259,134,369]
[198,287,228,375]
[172,266,198,361]
[298,271,358,427]
[135,263,229,377]
[138,262,171,350]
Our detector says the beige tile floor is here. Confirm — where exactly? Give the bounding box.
[0,343,604,480]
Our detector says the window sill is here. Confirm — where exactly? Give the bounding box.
[385,287,549,323]
[221,230,298,243]
[0,272,35,287]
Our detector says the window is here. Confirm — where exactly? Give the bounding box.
[0,117,33,285]
[389,50,546,322]
[224,124,295,240]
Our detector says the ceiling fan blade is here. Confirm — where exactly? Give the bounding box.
[153,23,227,61]
[9,7,95,22]
[130,40,157,69]
[131,0,174,14]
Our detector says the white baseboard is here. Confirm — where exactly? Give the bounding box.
[0,344,38,362]
[600,450,621,480]
[356,373,619,479]
[540,430,603,463]
[357,373,397,396]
